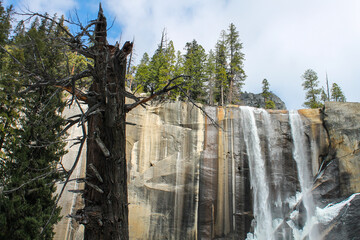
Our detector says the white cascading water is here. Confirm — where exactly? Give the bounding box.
[316,193,360,224]
[240,107,274,240]
[261,108,288,239]
[241,108,325,240]
[288,110,319,240]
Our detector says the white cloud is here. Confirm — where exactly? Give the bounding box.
[13,0,77,16]
[105,0,360,109]
[10,0,360,109]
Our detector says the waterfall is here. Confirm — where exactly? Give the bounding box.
[261,109,288,239]
[61,101,359,240]
[240,107,273,240]
[241,108,321,240]
[289,110,319,240]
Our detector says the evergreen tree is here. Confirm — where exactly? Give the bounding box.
[320,87,329,104]
[146,34,166,92]
[0,14,68,239]
[0,1,12,65]
[262,78,275,109]
[182,39,207,102]
[165,50,185,100]
[174,50,185,77]
[214,30,228,105]
[226,23,246,104]
[302,69,323,108]
[146,32,176,93]
[262,78,270,99]
[0,2,17,152]
[165,40,176,78]
[331,83,346,102]
[134,52,150,92]
[205,49,216,105]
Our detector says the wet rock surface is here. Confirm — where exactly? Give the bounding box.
[54,101,360,240]
[126,103,328,239]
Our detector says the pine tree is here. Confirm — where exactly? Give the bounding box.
[165,40,176,78]
[182,39,207,102]
[226,23,246,104]
[262,78,275,109]
[174,50,184,77]
[134,52,150,92]
[214,30,228,105]
[0,2,17,152]
[0,14,68,239]
[146,32,176,93]
[262,78,270,99]
[205,49,216,105]
[320,87,329,104]
[331,83,346,102]
[302,69,323,108]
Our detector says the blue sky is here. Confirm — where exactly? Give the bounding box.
[6,0,360,109]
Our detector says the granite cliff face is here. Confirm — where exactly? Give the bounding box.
[55,102,360,239]
[323,102,360,195]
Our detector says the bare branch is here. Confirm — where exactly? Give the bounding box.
[16,12,74,39]
[59,118,81,137]
[84,180,104,194]
[178,87,223,130]
[88,163,103,183]
[1,170,57,195]
[95,134,110,157]
[118,87,141,102]
[40,99,87,236]
[20,69,92,94]
[125,75,189,112]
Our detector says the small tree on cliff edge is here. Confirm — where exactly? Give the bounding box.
[261,78,275,109]
[331,83,346,102]
[302,69,323,108]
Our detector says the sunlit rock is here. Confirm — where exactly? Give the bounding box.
[54,101,360,240]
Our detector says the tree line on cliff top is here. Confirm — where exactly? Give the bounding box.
[129,28,346,109]
[131,24,247,106]
[0,2,347,239]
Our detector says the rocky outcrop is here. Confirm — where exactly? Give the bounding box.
[323,102,360,196]
[240,91,287,110]
[312,102,360,240]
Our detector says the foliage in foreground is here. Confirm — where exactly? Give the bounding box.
[0,4,73,238]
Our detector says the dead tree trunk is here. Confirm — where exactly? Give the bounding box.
[84,7,132,240]
[3,5,188,239]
